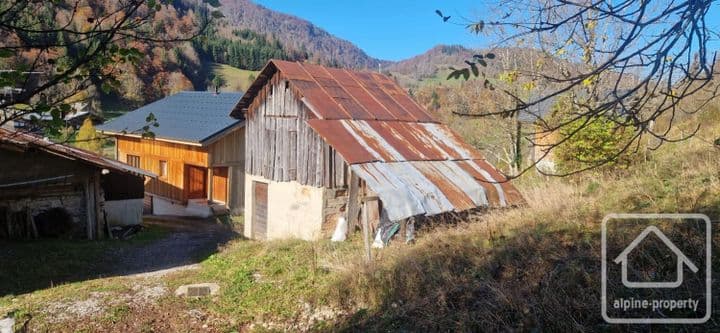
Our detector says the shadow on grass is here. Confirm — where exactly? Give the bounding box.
[331,212,720,332]
[0,216,240,297]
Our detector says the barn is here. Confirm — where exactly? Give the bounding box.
[99,91,245,216]
[232,60,523,242]
[0,129,155,240]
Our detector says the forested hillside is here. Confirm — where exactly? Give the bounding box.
[216,0,385,69]
[1,0,388,113]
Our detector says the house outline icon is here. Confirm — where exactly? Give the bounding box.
[614,225,699,288]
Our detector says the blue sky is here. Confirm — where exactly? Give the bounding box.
[255,0,720,62]
[255,0,484,61]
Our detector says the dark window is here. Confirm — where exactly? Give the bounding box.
[126,154,140,168]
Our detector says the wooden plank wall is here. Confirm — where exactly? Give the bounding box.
[116,137,209,202]
[210,127,244,166]
[245,75,349,189]
[209,127,245,212]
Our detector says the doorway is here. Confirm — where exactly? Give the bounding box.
[185,165,207,200]
[252,181,268,240]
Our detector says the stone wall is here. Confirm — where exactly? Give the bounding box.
[0,182,88,238]
[322,188,348,238]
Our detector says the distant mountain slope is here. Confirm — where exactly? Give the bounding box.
[388,45,476,80]
[217,0,385,69]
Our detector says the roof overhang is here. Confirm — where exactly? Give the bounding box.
[0,129,156,178]
[199,120,245,146]
[101,130,203,147]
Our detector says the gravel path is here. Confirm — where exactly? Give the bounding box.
[108,216,238,277]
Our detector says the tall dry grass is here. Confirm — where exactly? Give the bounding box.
[323,119,720,331]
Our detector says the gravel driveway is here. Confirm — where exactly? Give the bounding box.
[108,216,239,277]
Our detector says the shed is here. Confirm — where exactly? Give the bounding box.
[233,60,523,241]
[0,129,155,239]
[98,91,245,216]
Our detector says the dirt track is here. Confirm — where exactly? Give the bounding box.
[108,216,238,277]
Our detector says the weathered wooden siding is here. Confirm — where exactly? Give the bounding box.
[209,127,244,166]
[209,127,245,212]
[245,76,349,188]
[116,137,209,202]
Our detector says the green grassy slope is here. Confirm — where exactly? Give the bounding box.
[211,63,260,93]
[2,112,719,331]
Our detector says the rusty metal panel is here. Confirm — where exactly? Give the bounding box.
[420,123,485,160]
[326,67,397,120]
[351,163,426,220]
[370,73,437,122]
[472,159,524,205]
[273,60,313,81]
[344,121,404,161]
[384,162,454,216]
[350,159,511,221]
[456,160,503,207]
[435,161,488,207]
[350,71,416,121]
[412,161,476,211]
[306,119,376,164]
[290,80,350,119]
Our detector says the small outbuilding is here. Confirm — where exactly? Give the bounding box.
[233,60,523,242]
[99,91,245,216]
[0,129,155,239]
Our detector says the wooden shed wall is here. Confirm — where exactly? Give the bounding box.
[116,136,209,202]
[0,148,108,240]
[209,127,245,212]
[245,77,349,189]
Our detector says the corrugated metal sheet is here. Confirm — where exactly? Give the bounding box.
[0,129,156,178]
[234,60,523,222]
[308,118,524,220]
[307,119,485,164]
[352,160,508,221]
[234,60,437,122]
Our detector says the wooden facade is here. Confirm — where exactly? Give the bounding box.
[245,75,349,189]
[114,126,245,213]
[0,131,149,240]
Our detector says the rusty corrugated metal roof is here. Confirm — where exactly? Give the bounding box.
[233,60,437,122]
[307,119,484,164]
[0,129,156,178]
[233,60,523,221]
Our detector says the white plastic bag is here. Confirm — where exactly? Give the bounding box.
[331,217,348,242]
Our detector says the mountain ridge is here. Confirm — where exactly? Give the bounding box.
[216,0,389,69]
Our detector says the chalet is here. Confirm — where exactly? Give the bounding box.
[232,60,523,241]
[99,91,245,216]
[0,129,155,240]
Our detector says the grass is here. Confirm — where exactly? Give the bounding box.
[0,224,169,298]
[165,238,361,324]
[211,63,259,93]
[3,114,720,331]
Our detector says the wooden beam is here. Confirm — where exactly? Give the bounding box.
[26,207,37,239]
[93,171,105,240]
[84,176,94,240]
[362,196,379,203]
[346,172,360,233]
[362,201,372,262]
[208,167,214,202]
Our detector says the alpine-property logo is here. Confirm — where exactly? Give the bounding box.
[601,213,711,324]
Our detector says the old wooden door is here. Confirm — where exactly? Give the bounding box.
[185,165,207,200]
[212,167,228,203]
[252,181,268,240]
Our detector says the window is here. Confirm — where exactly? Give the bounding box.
[126,154,140,168]
[159,160,168,177]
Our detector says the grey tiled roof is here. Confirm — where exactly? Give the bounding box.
[98,91,243,143]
